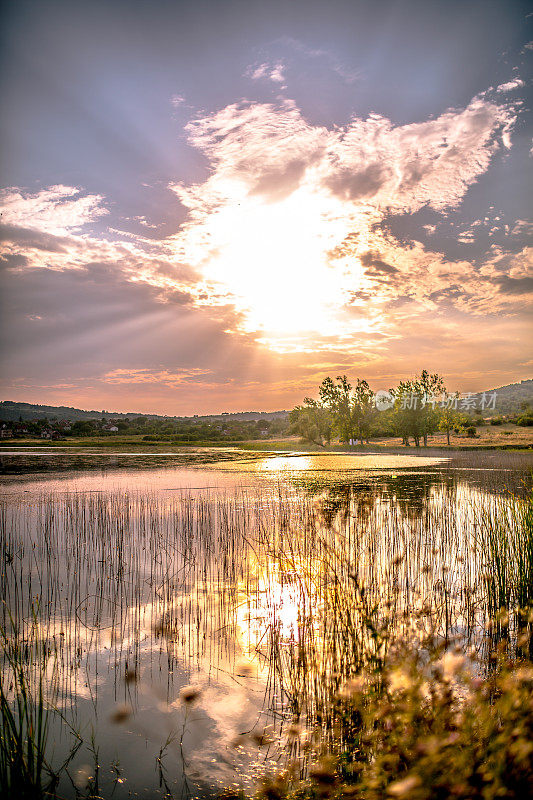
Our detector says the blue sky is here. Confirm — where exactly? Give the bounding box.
[0,0,531,414]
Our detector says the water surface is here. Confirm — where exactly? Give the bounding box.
[1,448,532,797]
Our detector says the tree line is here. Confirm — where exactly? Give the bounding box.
[289,370,486,447]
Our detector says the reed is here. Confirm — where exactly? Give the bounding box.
[0,474,531,796]
[0,612,81,798]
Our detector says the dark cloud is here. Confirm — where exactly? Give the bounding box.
[0,224,69,253]
[325,163,387,201]
[0,253,28,269]
[360,251,398,274]
[495,276,533,295]
[428,285,467,302]
[249,158,308,200]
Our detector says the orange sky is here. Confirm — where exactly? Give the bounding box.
[1,1,531,415]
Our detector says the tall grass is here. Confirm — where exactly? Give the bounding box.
[476,489,533,651]
[0,613,81,798]
[0,476,531,795]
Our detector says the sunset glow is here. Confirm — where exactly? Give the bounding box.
[0,0,531,413]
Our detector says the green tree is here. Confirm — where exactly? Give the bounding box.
[392,371,446,446]
[319,376,375,445]
[438,393,460,446]
[289,399,332,446]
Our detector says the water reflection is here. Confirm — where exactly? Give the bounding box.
[1,450,532,797]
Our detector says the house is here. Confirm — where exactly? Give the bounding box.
[103,424,119,433]
[0,425,13,438]
[12,424,29,437]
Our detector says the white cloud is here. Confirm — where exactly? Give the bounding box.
[161,93,518,350]
[246,61,285,84]
[0,185,107,236]
[511,219,533,236]
[496,78,525,93]
[1,93,525,367]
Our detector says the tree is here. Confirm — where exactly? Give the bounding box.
[71,420,94,436]
[289,399,332,446]
[391,380,422,446]
[392,371,446,446]
[318,376,375,445]
[438,393,460,446]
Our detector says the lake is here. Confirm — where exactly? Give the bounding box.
[1,448,532,798]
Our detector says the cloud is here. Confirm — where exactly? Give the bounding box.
[103,368,213,386]
[246,61,285,84]
[496,78,525,93]
[511,219,533,236]
[0,224,70,253]
[0,185,107,236]
[494,275,533,295]
[1,91,529,410]
[163,92,518,351]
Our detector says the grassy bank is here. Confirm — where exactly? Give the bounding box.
[1,429,532,453]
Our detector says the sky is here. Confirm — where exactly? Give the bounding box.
[0,0,531,415]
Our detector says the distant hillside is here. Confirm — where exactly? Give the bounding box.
[0,400,288,424]
[471,379,533,415]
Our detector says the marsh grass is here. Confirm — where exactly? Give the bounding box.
[249,631,533,800]
[476,489,533,652]
[0,612,81,799]
[0,476,532,796]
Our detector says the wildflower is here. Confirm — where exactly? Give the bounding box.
[388,668,412,693]
[179,685,202,705]
[259,776,286,800]
[179,684,201,704]
[110,704,132,724]
[387,774,422,796]
[439,650,465,680]
[310,758,337,785]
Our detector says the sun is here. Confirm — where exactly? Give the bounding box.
[173,179,374,350]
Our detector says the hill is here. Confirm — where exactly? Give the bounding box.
[472,379,533,415]
[0,400,288,424]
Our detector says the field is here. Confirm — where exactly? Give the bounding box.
[1,420,532,454]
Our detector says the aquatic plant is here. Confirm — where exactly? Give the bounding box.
[0,613,81,798]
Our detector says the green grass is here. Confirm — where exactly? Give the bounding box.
[1,428,531,453]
